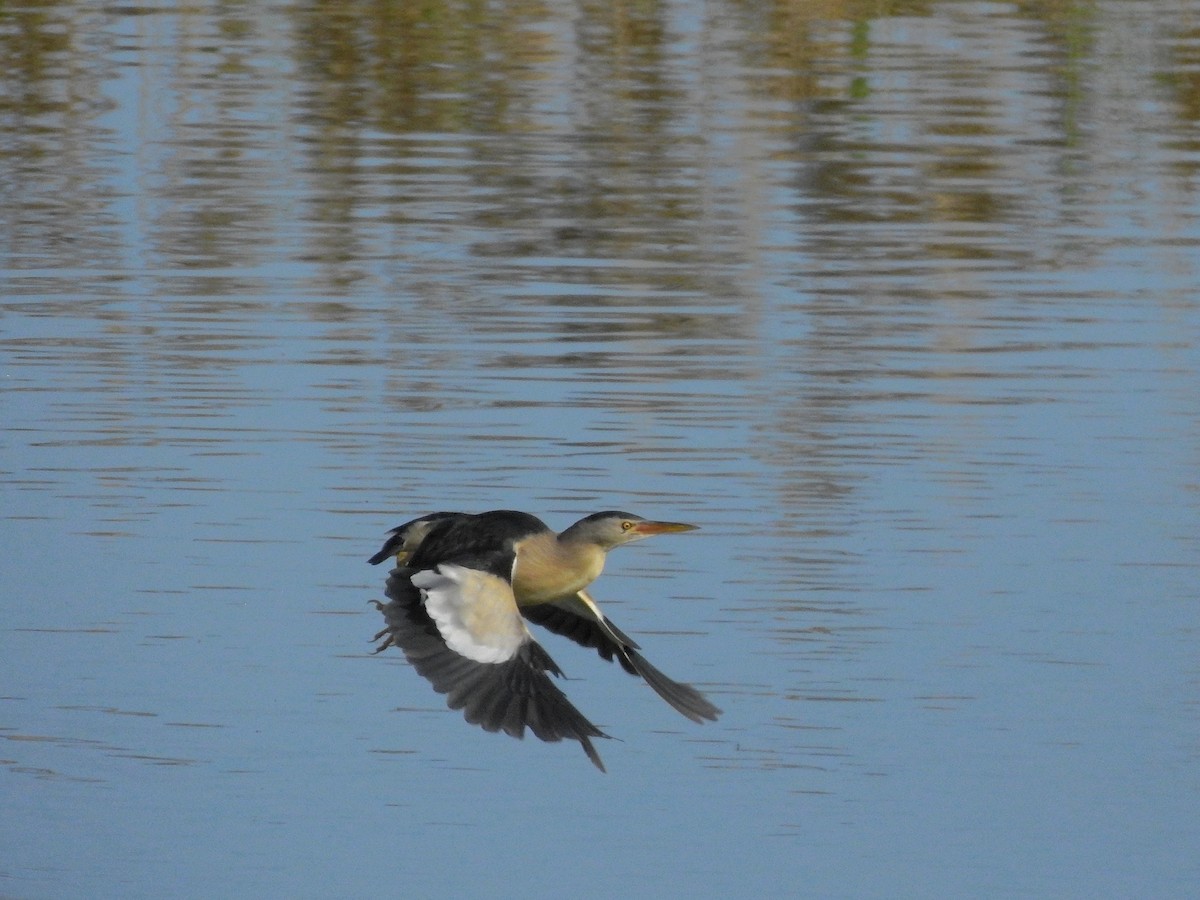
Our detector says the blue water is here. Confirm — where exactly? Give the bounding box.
[3,1,1199,897]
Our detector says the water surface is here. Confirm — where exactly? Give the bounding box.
[3,2,1199,897]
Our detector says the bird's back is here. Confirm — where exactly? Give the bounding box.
[407,509,549,570]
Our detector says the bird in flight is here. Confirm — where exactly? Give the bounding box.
[369,509,721,771]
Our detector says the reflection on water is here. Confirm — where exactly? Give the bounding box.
[3,1,1199,897]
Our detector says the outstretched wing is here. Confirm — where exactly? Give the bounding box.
[521,591,721,724]
[373,555,609,771]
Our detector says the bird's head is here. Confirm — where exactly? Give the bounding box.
[561,511,698,551]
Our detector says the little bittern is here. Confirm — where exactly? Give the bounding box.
[369,509,721,771]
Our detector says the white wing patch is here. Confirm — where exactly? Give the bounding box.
[413,564,530,664]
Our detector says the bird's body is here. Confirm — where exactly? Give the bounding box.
[511,531,605,605]
[369,509,720,771]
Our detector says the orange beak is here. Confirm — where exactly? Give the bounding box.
[631,520,698,536]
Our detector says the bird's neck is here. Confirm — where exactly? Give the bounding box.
[511,532,606,605]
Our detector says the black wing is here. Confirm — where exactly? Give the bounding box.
[522,593,721,724]
[367,512,463,565]
[373,563,609,771]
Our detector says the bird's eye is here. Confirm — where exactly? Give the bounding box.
[621,521,634,531]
